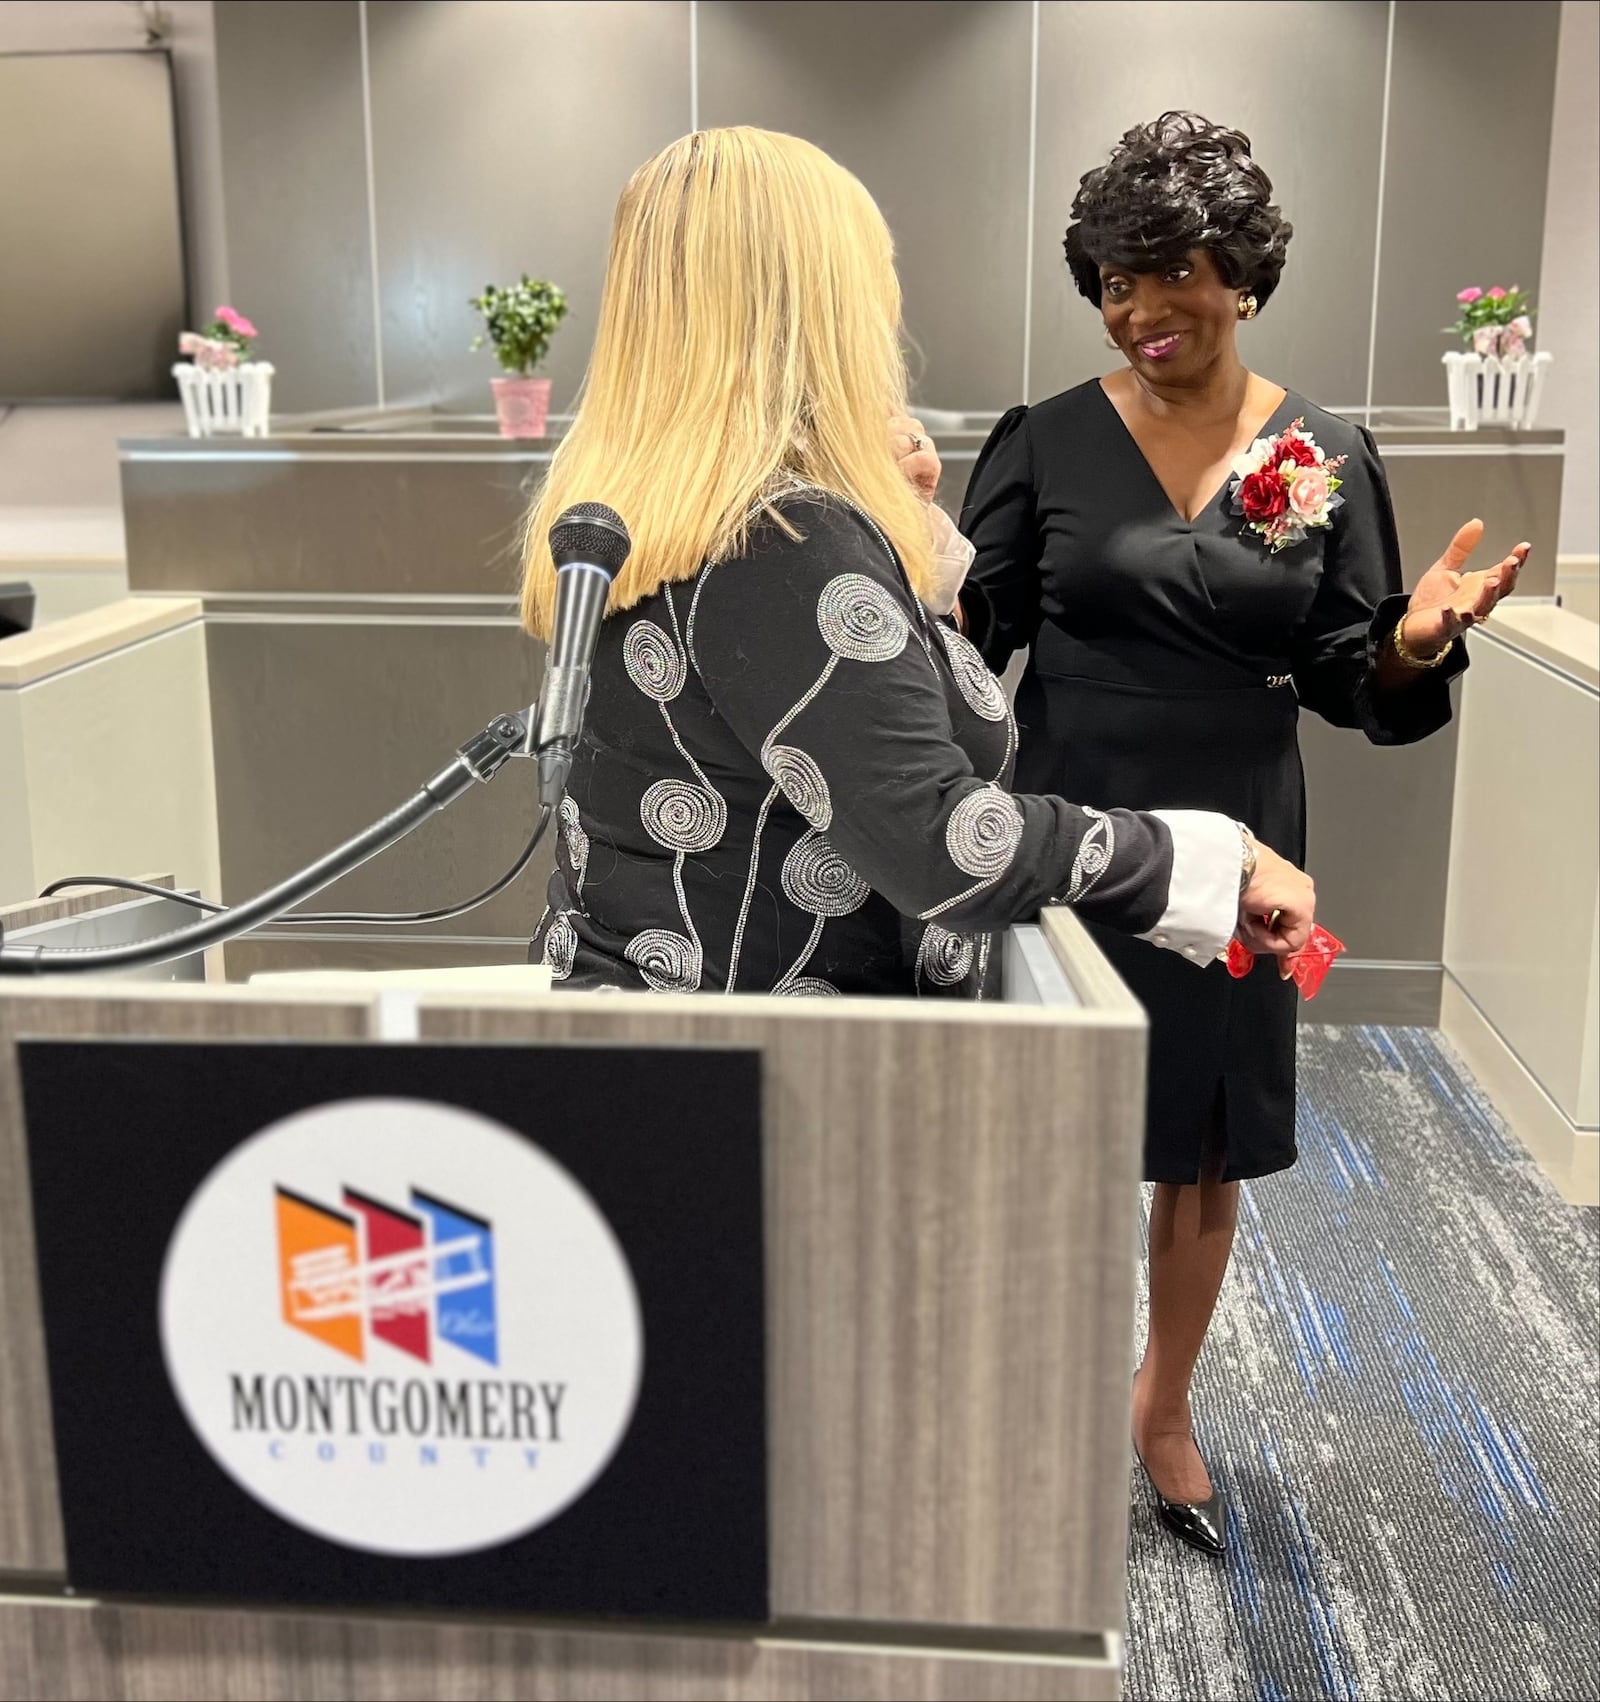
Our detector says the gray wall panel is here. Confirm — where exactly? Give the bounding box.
[1304,965,1443,1028]
[368,0,691,414]
[122,453,538,597]
[206,620,549,942]
[698,0,1033,412]
[1381,449,1561,599]
[213,1,378,415]
[1373,0,1561,406]
[1300,713,1459,966]
[1029,0,1388,409]
[207,0,1571,419]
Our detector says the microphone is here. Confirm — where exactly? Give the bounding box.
[533,502,632,809]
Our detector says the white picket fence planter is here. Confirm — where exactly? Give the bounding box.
[1442,349,1553,431]
[172,361,275,437]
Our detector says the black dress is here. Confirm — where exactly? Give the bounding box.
[531,488,1194,997]
[959,382,1465,1183]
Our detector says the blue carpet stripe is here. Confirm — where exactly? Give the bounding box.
[1125,1024,1599,1702]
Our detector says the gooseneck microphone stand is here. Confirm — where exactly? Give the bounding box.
[0,712,538,977]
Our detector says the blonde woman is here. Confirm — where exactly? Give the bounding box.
[523,127,1313,1006]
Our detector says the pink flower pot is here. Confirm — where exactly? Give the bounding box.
[491,376,551,439]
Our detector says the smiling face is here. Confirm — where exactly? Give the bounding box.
[1099,247,1243,386]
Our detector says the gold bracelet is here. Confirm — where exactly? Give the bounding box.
[1392,616,1454,670]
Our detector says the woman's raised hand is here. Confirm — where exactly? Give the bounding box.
[890,413,941,502]
[1401,519,1529,655]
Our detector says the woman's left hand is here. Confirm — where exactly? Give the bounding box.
[891,413,941,503]
[1401,519,1529,654]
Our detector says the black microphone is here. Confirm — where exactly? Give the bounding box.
[533,502,632,809]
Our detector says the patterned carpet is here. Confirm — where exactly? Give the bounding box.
[1124,1025,1600,1702]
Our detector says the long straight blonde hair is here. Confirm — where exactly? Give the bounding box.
[519,127,933,637]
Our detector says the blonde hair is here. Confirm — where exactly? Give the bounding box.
[519,127,933,638]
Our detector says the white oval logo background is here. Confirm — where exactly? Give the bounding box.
[159,1097,643,1557]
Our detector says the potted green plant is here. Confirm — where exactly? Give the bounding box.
[470,276,568,438]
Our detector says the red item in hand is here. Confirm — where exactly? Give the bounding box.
[1224,926,1347,1001]
[1286,925,1346,1000]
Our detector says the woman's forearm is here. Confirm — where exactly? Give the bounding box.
[1372,613,1451,693]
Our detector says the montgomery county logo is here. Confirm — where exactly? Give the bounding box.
[161,1098,642,1555]
[275,1184,497,1367]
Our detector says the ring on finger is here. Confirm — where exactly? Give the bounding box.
[907,433,925,453]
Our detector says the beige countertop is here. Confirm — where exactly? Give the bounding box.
[1484,603,1600,691]
[0,595,201,688]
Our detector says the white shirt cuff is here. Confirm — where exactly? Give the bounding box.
[1139,810,1242,966]
[922,503,975,617]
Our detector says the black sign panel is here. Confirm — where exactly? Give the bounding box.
[20,1040,767,1621]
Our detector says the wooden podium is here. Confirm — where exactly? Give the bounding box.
[0,888,1146,1702]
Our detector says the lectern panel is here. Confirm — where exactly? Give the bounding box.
[418,988,1145,1640]
[0,908,1145,1699]
[0,1597,1120,1702]
[0,992,371,1575]
[21,1041,767,1623]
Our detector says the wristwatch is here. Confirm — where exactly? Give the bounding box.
[1237,822,1257,895]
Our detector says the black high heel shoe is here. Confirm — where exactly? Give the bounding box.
[1135,1445,1228,1557]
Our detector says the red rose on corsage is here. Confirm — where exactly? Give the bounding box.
[1227,418,1347,553]
[1237,469,1288,523]
[1278,435,1320,468]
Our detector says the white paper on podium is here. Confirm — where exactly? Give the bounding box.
[247,965,555,995]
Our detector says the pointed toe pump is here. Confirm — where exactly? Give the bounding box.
[1136,1449,1228,1557]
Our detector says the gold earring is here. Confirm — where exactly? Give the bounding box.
[1239,295,1259,320]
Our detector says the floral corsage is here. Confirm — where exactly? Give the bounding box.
[1228,419,1346,553]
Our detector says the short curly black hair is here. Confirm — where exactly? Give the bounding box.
[1063,112,1293,312]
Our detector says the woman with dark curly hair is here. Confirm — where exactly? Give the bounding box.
[957,112,1527,1557]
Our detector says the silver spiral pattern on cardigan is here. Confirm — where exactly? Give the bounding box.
[936,624,1008,723]
[1063,807,1115,903]
[640,779,726,853]
[945,785,1025,880]
[916,924,975,987]
[781,831,870,917]
[542,911,578,981]
[774,976,840,997]
[815,573,910,663]
[623,618,687,702]
[559,795,590,891]
[762,743,832,830]
[625,927,702,992]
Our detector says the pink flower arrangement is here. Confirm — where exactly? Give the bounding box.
[1446,284,1534,357]
[178,305,261,368]
[215,305,258,339]
[177,331,239,371]
[1228,419,1347,554]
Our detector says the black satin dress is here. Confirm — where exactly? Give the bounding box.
[960,381,1465,1183]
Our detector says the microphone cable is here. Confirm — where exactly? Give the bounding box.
[35,806,552,930]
